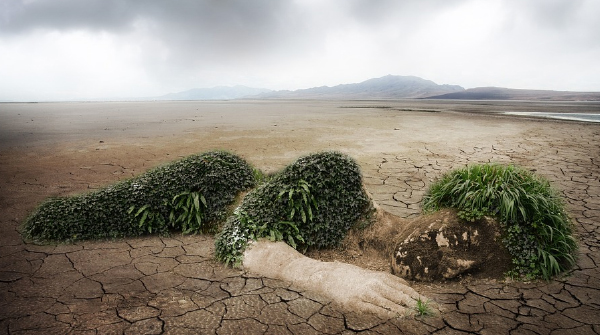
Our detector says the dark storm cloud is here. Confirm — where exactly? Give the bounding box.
[140,1,305,62]
[1,0,138,32]
[1,0,314,64]
[1,0,291,33]
[0,0,466,42]
[3,0,598,54]
[1,0,425,34]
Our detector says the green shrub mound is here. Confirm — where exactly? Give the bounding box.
[215,151,373,266]
[422,163,577,280]
[24,151,256,241]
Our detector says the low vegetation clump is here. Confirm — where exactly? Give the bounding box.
[24,151,256,241]
[414,298,435,318]
[215,151,373,266]
[422,163,577,280]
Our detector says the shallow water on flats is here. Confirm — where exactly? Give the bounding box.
[505,111,600,123]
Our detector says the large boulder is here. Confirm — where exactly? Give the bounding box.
[390,209,511,281]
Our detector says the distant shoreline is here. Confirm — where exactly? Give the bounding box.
[503,111,600,123]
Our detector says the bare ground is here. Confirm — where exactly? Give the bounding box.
[1,99,599,334]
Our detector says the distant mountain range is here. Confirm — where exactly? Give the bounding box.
[252,75,463,99]
[155,75,600,101]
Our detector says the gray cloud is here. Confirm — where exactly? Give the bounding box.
[518,0,586,28]
[2,1,303,42]
[4,0,599,52]
[342,0,464,25]
[146,1,306,60]
[1,0,599,100]
[2,0,317,66]
[1,0,137,33]
[503,0,600,47]
[1,0,455,34]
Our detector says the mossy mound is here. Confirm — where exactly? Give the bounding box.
[24,151,256,241]
[215,151,373,266]
[422,163,577,280]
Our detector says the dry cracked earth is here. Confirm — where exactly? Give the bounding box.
[0,100,599,334]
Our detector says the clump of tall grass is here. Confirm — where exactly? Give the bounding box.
[423,164,576,280]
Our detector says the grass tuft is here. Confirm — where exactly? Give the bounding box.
[415,298,434,317]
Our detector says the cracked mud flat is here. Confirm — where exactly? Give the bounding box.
[1,99,599,334]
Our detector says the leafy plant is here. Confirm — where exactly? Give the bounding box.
[422,163,576,280]
[273,179,318,249]
[214,209,255,267]
[279,179,318,220]
[215,151,373,266]
[269,221,305,249]
[128,204,166,234]
[456,207,489,223]
[169,190,211,234]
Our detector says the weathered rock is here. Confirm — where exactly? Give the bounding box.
[391,209,511,281]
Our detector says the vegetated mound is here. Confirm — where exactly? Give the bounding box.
[215,151,373,266]
[23,151,256,242]
[422,163,577,280]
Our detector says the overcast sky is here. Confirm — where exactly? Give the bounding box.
[1,0,599,101]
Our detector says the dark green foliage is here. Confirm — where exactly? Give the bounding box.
[23,151,255,241]
[214,209,264,267]
[129,203,166,234]
[169,190,211,234]
[279,179,318,223]
[215,151,372,266]
[422,163,577,280]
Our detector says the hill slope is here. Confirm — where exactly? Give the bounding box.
[426,87,600,101]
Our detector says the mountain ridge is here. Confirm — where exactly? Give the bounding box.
[253,75,464,99]
[153,75,600,101]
